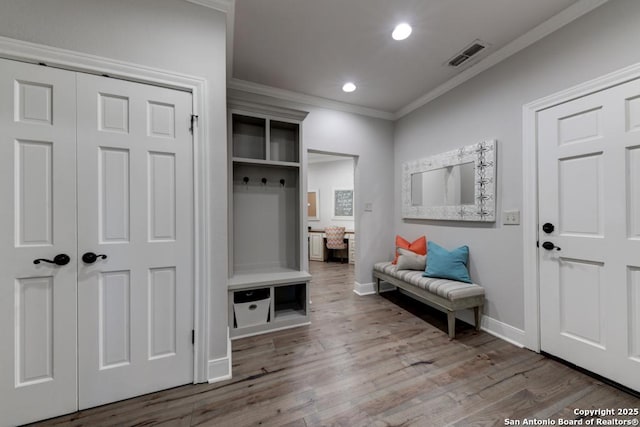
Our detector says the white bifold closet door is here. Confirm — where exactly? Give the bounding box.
[0,58,194,426]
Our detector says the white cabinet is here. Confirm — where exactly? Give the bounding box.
[309,232,325,261]
[228,101,310,339]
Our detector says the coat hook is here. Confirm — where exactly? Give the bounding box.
[243,176,249,184]
[261,177,267,185]
[280,179,285,187]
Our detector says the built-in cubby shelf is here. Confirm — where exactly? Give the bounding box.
[274,283,307,320]
[228,100,310,339]
[231,114,301,164]
[228,274,310,339]
[232,114,266,160]
[270,120,299,163]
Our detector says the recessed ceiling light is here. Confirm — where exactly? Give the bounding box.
[392,23,412,41]
[342,82,357,93]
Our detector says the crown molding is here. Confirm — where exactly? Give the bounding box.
[184,0,233,13]
[228,98,309,121]
[394,0,609,119]
[228,78,395,120]
[0,36,203,90]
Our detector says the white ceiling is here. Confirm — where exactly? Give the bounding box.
[231,0,592,117]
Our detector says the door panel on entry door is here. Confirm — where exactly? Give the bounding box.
[0,59,78,426]
[538,78,640,392]
[76,73,194,409]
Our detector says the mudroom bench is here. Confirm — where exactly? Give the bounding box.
[373,262,485,338]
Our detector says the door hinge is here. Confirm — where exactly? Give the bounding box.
[189,114,199,134]
[536,240,539,248]
[191,329,195,345]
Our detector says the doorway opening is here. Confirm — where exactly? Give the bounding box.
[307,150,357,266]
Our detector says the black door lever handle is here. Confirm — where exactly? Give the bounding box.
[82,252,108,264]
[542,241,561,251]
[34,254,71,266]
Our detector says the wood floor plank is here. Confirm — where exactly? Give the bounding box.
[31,261,638,427]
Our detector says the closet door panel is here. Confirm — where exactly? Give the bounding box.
[76,73,194,409]
[0,59,78,427]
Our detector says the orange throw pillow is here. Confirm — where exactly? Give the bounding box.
[392,235,427,264]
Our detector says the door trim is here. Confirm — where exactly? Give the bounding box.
[0,36,213,383]
[522,61,640,352]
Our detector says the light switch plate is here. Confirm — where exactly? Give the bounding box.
[364,202,373,212]
[503,210,520,225]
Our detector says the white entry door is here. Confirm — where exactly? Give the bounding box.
[538,77,640,392]
[0,59,194,426]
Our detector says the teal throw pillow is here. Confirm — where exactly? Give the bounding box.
[423,241,472,283]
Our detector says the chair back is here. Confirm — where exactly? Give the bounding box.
[325,226,347,249]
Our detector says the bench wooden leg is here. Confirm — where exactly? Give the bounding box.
[375,277,380,294]
[474,305,482,331]
[447,311,456,339]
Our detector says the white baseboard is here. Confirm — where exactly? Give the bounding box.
[353,281,376,295]
[388,288,525,347]
[354,281,396,295]
[208,331,232,383]
[480,315,525,348]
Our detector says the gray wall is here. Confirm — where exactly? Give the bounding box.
[0,0,230,365]
[394,0,640,330]
[303,107,395,286]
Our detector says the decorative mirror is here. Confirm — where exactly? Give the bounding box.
[402,140,496,221]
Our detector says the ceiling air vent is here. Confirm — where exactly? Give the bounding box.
[447,40,488,67]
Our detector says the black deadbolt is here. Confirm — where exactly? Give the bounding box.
[542,223,555,234]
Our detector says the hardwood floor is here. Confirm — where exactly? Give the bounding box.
[32,261,638,426]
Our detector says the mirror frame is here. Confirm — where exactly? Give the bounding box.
[401,140,496,222]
